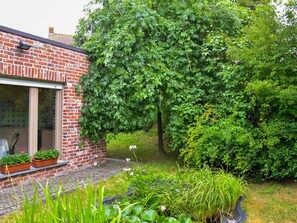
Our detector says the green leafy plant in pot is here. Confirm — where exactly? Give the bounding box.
[32,149,59,168]
[0,153,30,174]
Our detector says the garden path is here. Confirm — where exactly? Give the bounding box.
[0,158,127,216]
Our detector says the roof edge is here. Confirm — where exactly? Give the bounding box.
[0,25,88,54]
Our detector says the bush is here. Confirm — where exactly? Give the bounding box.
[181,100,297,180]
[181,111,259,176]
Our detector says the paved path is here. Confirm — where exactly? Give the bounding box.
[0,158,127,216]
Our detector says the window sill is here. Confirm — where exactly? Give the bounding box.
[0,160,68,180]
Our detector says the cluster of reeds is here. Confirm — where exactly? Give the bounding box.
[128,167,246,222]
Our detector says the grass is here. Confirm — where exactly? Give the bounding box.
[245,181,297,223]
[107,129,297,223]
[106,129,178,162]
[2,181,106,223]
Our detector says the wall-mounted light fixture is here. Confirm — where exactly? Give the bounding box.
[17,40,31,52]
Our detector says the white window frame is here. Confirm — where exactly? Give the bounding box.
[0,77,63,89]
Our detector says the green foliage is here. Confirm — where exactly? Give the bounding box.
[181,109,258,176]
[13,181,106,223]
[12,180,192,223]
[105,202,193,223]
[33,149,59,160]
[182,1,297,180]
[182,93,297,179]
[126,166,246,222]
[232,1,297,179]
[0,153,30,166]
[75,0,296,180]
[74,0,248,147]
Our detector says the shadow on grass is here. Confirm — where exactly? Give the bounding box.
[106,129,178,163]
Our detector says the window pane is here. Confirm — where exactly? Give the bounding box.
[0,84,29,155]
[38,88,56,150]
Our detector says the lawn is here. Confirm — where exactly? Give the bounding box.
[245,182,297,223]
[106,129,178,162]
[107,129,297,223]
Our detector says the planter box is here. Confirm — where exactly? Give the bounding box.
[0,162,31,174]
[32,158,58,168]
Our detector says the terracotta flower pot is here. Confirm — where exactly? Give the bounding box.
[0,162,30,174]
[32,158,58,168]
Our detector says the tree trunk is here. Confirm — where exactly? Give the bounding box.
[157,111,165,154]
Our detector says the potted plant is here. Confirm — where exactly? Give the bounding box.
[0,153,30,174]
[32,149,59,168]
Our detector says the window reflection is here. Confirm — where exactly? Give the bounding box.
[38,88,56,150]
[0,85,29,154]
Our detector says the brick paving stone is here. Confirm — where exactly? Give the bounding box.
[0,158,128,216]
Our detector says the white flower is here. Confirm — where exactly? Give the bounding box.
[126,158,131,162]
[160,205,167,212]
[129,172,134,176]
[129,145,137,150]
[123,168,131,171]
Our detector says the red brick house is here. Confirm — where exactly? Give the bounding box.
[0,25,106,188]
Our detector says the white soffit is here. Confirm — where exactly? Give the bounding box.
[0,77,63,89]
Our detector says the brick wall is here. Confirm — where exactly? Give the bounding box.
[0,165,68,188]
[0,28,106,188]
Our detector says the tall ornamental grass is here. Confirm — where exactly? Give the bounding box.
[13,181,105,223]
[128,167,246,222]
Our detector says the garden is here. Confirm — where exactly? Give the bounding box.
[3,130,297,223]
[2,0,297,222]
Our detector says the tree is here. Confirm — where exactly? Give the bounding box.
[74,0,247,153]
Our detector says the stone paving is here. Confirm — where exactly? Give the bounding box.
[0,158,127,216]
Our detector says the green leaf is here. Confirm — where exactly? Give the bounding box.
[132,205,144,216]
[141,210,159,221]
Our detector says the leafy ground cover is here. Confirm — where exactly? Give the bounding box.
[107,130,297,223]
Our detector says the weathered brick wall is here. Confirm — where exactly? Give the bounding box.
[0,165,68,188]
[0,29,106,188]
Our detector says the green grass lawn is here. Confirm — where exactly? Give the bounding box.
[106,129,178,162]
[107,129,297,223]
[245,182,297,223]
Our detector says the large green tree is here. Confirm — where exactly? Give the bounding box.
[75,0,247,152]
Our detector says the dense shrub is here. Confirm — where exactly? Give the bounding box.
[180,2,297,180]
[181,85,297,179]
[181,110,258,176]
